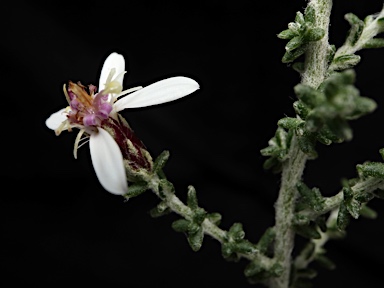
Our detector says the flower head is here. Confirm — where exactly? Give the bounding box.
[46,52,199,195]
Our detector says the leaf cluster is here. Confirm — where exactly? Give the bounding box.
[244,228,283,285]
[337,150,384,231]
[329,12,384,71]
[278,6,325,63]
[277,70,376,158]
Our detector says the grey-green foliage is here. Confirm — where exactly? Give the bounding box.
[329,12,384,71]
[260,127,293,173]
[276,69,376,158]
[277,6,325,63]
[293,182,326,240]
[222,223,259,261]
[171,186,208,251]
[336,151,384,231]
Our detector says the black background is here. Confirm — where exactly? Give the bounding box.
[2,0,384,287]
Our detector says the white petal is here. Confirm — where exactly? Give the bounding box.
[98,52,125,92]
[45,108,68,130]
[113,76,200,111]
[89,128,128,195]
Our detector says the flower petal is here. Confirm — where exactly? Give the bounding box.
[113,76,200,111]
[45,108,68,130]
[98,52,125,92]
[89,128,128,195]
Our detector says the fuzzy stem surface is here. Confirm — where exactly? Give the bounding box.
[269,1,333,287]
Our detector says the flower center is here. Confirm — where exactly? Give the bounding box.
[65,81,113,127]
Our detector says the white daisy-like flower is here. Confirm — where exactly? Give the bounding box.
[46,52,199,195]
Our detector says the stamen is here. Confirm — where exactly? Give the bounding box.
[116,86,143,99]
[63,84,71,105]
[77,137,90,150]
[55,119,69,136]
[69,82,93,106]
[73,128,86,159]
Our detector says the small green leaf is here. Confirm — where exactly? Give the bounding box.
[256,227,275,255]
[260,145,278,157]
[316,126,342,145]
[380,148,384,160]
[295,11,305,25]
[323,70,356,98]
[187,227,204,252]
[300,242,316,261]
[359,205,377,219]
[297,133,318,158]
[346,96,377,120]
[278,29,297,40]
[377,17,384,32]
[344,13,365,46]
[125,182,148,198]
[193,207,207,225]
[153,150,170,174]
[187,185,199,210]
[315,215,327,232]
[356,162,384,179]
[207,212,222,225]
[327,44,336,64]
[305,111,324,133]
[304,5,315,24]
[288,22,300,34]
[343,187,361,219]
[330,54,361,71]
[294,223,321,239]
[294,84,325,108]
[233,239,258,255]
[303,27,325,42]
[282,46,306,63]
[229,223,245,241]
[293,213,310,226]
[286,36,303,52]
[314,254,336,270]
[275,127,288,149]
[221,242,238,260]
[296,182,325,212]
[262,157,280,171]
[363,38,384,49]
[278,117,304,130]
[293,101,310,119]
[292,62,305,73]
[172,219,190,233]
[337,202,350,231]
[244,261,262,277]
[326,117,352,141]
[149,201,171,218]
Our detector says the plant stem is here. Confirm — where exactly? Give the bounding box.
[270,1,333,287]
[301,0,333,88]
[301,178,384,220]
[146,174,275,267]
[269,135,308,288]
[334,6,384,58]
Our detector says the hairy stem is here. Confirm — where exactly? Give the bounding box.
[270,1,333,287]
[301,0,333,88]
[334,6,384,58]
[146,174,275,267]
[301,178,384,220]
[269,136,308,288]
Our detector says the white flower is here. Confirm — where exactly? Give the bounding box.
[46,52,199,195]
